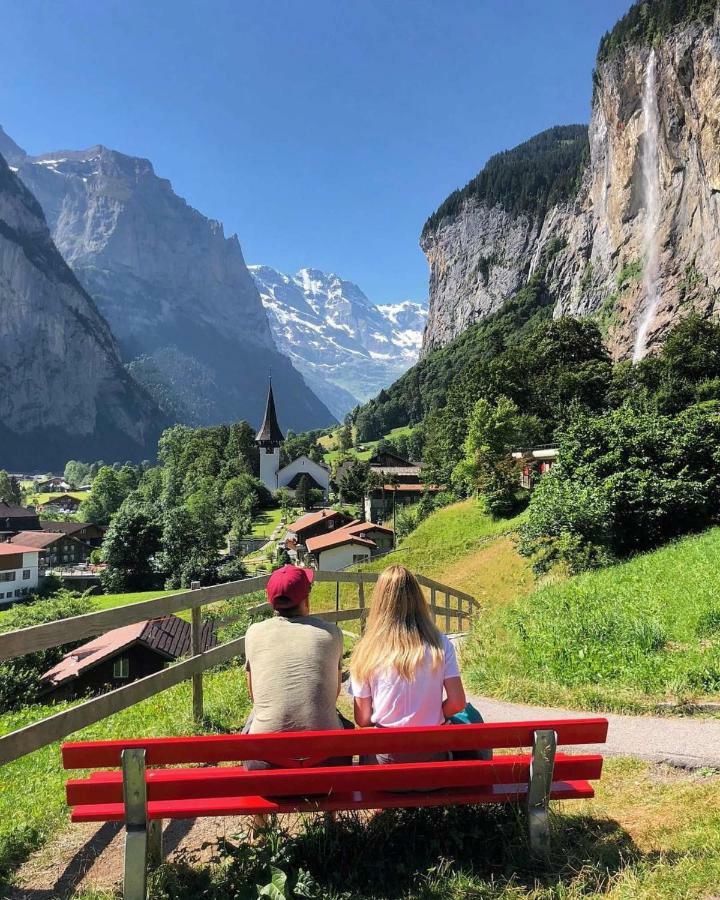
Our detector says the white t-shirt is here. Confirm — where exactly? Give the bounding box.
[349,634,461,728]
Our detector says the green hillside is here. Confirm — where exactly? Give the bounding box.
[465,527,720,713]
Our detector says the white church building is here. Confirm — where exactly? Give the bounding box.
[256,383,330,499]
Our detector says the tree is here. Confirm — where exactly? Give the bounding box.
[338,460,371,504]
[79,467,126,524]
[453,396,542,515]
[100,504,162,592]
[339,422,353,451]
[295,474,315,511]
[64,460,92,489]
[0,470,22,506]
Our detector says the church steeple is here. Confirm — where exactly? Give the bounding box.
[256,380,284,447]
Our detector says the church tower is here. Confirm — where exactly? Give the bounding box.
[256,380,284,492]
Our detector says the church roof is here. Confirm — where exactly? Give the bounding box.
[256,383,284,445]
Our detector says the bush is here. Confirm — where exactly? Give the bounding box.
[0,592,93,710]
[520,403,720,572]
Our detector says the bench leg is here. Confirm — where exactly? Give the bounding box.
[526,729,557,855]
[124,824,149,900]
[122,748,150,899]
[147,819,163,870]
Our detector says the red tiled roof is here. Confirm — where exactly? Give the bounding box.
[0,542,40,555]
[41,615,217,687]
[305,530,376,553]
[287,508,348,534]
[344,522,394,537]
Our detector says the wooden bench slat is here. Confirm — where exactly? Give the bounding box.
[70,779,595,822]
[62,719,609,769]
[66,754,603,805]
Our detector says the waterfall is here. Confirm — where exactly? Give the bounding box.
[632,49,661,363]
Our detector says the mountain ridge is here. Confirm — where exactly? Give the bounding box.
[0,149,165,470]
[250,264,426,418]
[4,130,335,432]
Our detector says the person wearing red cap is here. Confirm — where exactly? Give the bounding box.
[242,564,347,770]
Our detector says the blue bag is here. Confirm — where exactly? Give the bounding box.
[448,702,493,760]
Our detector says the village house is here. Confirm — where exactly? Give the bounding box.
[511,445,560,489]
[305,530,376,570]
[40,615,217,700]
[0,543,40,605]
[35,493,83,515]
[287,508,355,545]
[35,476,72,492]
[38,520,106,548]
[363,451,443,523]
[304,520,395,571]
[0,499,41,538]
[10,530,91,571]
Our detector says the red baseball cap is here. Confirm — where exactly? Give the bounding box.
[266,564,315,609]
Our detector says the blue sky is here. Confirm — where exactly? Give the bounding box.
[1,0,629,304]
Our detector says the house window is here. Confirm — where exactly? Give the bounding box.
[14,589,21,598]
[0,572,15,582]
[352,554,368,564]
[22,570,30,580]
[113,657,130,679]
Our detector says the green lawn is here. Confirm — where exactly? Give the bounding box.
[464,527,720,713]
[250,506,286,538]
[88,590,177,611]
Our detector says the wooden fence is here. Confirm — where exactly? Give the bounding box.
[0,570,477,769]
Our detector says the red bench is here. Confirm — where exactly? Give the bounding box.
[63,717,608,900]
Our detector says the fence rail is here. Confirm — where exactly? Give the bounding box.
[0,569,478,768]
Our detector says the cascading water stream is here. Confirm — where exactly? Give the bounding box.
[632,49,661,363]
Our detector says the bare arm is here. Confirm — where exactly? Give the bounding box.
[442,676,466,720]
[354,696,373,727]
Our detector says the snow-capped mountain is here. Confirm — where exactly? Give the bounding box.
[249,266,427,418]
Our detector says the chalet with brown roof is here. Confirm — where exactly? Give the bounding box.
[287,508,353,543]
[38,520,106,548]
[40,615,217,700]
[305,520,395,570]
[11,530,91,570]
[364,452,443,523]
[0,499,41,537]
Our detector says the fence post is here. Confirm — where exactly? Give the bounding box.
[430,586,436,624]
[190,581,203,726]
[358,579,366,633]
[445,591,452,634]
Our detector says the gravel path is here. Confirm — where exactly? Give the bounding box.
[468,694,720,769]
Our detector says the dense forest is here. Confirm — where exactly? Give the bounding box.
[596,0,717,63]
[421,125,589,236]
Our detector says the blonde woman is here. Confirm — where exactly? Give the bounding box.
[349,565,466,763]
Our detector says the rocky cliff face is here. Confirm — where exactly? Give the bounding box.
[0,151,163,470]
[7,135,334,431]
[421,8,720,360]
[250,265,426,418]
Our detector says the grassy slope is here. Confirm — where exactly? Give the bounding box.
[320,425,416,466]
[309,500,534,634]
[465,528,720,713]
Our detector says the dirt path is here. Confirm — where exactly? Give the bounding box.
[469,693,720,769]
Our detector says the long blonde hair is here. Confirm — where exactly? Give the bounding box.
[350,565,444,682]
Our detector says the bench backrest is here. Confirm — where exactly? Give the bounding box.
[63,718,608,770]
